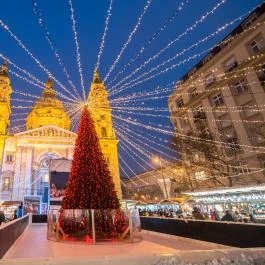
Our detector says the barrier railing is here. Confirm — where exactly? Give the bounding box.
[47,209,142,243]
[0,215,29,258]
[140,216,265,248]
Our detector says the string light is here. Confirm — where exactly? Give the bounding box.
[118,122,265,175]
[117,120,264,178]
[2,1,265,181]
[111,112,265,154]
[110,78,265,107]
[95,0,113,70]
[9,69,43,89]
[103,0,152,82]
[9,68,78,104]
[32,0,81,100]
[118,152,148,185]
[0,18,79,101]
[119,159,138,186]
[110,30,265,96]
[107,0,190,86]
[0,53,44,86]
[68,0,86,100]
[109,0,226,92]
[109,9,250,91]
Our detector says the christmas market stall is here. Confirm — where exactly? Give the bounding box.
[185,185,265,223]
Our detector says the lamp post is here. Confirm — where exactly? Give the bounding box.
[153,156,169,199]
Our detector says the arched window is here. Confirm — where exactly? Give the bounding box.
[101,127,107,138]
[3,177,10,191]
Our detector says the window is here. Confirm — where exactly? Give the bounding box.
[249,35,265,53]
[213,93,224,107]
[188,67,196,77]
[194,171,206,181]
[188,87,198,99]
[3,177,10,191]
[175,97,184,108]
[226,136,240,151]
[243,14,257,29]
[6,153,13,163]
[205,73,215,88]
[202,53,213,65]
[193,105,206,119]
[224,56,238,72]
[238,161,249,174]
[232,79,248,94]
[180,116,189,127]
[101,127,107,138]
[258,157,265,168]
[257,64,265,87]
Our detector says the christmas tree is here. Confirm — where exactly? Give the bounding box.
[62,106,120,209]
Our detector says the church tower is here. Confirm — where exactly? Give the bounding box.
[88,71,121,199]
[0,62,12,167]
[26,78,71,130]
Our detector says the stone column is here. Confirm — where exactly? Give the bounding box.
[221,85,252,146]
[12,146,23,200]
[202,98,221,141]
[24,147,33,195]
[245,69,265,120]
[67,147,74,160]
[18,147,27,200]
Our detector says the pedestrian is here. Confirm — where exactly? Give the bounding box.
[13,210,17,220]
[18,202,23,217]
[233,211,242,222]
[210,209,215,221]
[0,210,5,225]
[213,209,220,221]
[221,210,234,222]
[249,214,256,223]
[192,207,205,220]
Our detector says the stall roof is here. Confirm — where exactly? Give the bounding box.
[0,201,22,206]
[184,185,265,196]
[135,201,148,206]
[159,199,176,205]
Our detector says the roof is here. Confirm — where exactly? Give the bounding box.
[184,185,265,196]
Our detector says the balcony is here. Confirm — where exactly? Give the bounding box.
[193,111,207,120]
[224,61,238,73]
[205,77,216,88]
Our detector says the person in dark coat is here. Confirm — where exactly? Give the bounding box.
[192,207,205,220]
[18,202,23,218]
[221,210,234,222]
[0,210,5,225]
[13,210,17,220]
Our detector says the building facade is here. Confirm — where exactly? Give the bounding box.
[122,162,188,201]
[0,67,121,204]
[169,4,265,189]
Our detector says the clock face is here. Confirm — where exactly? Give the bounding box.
[100,114,105,120]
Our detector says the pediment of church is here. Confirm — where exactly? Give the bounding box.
[14,125,77,138]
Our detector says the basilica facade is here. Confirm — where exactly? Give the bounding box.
[0,62,121,204]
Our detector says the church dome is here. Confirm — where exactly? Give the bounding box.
[26,78,71,130]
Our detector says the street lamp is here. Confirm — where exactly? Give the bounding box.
[152,156,169,199]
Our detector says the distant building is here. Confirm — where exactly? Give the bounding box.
[168,3,265,189]
[0,68,121,205]
[122,162,189,200]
